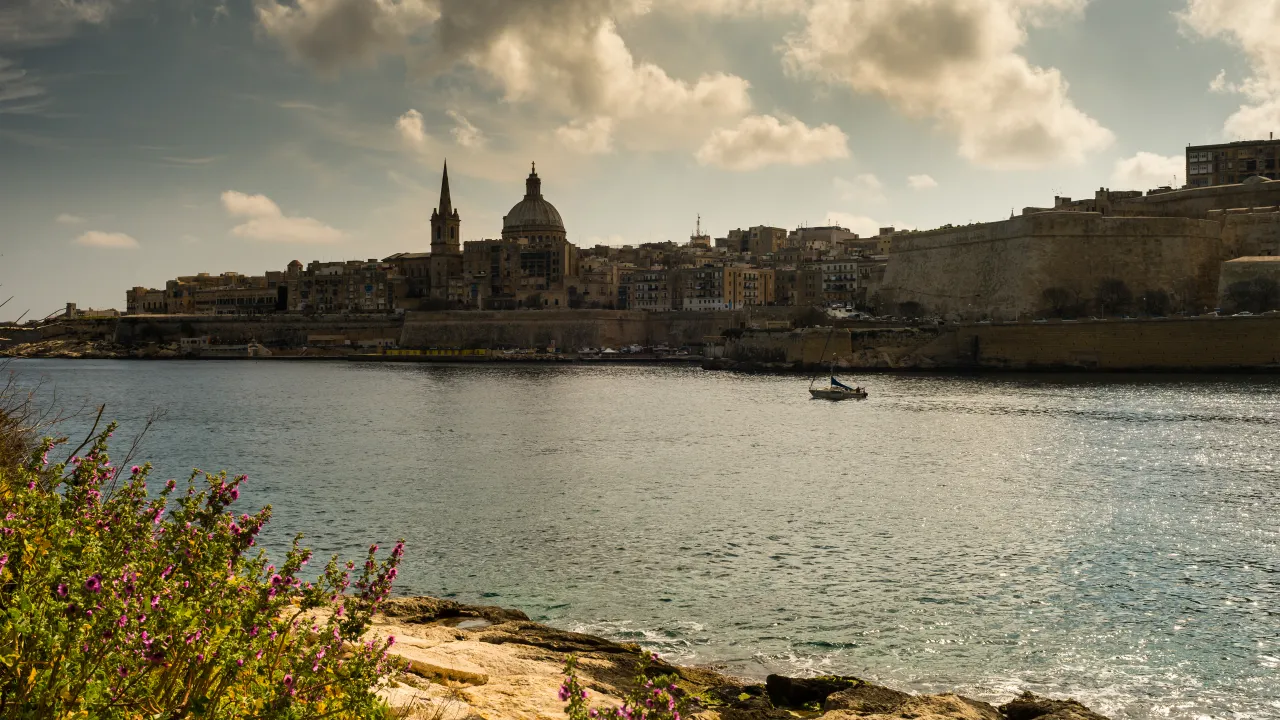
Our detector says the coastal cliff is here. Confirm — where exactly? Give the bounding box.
[370,597,1109,720]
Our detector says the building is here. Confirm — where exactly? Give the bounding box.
[1186,138,1280,188]
[429,163,464,302]
[776,267,823,307]
[629,270,672,311]
[820,260,859,305]
[288,260,399,314]
[748,226,787,256]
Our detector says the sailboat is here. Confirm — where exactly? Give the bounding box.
[808,342,868,401]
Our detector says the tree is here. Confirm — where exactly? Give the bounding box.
[1041,287,1081,319]
[1095,278,1133,317]
[1140,289,1172,317]
[897,301,925,320]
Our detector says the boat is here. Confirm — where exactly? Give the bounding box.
[809,375,868,401]
[807,332,868,400]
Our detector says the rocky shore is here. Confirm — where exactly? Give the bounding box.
[370,597,1110,720]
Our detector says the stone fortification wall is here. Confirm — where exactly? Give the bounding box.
[1112,179,1280,219]
[1218,210,1280,257]
[880,213,1224,320]
[112,314,402,346]
[960,316,1280,370]
[727,327,956,369]
[401,310,648,349]
[400,308,802,349]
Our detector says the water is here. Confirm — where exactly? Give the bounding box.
[8,359,1279,719]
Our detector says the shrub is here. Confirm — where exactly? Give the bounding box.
[0,423,403,719]
[561,653,689,720]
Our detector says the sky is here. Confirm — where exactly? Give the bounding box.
[2,0,1279,320]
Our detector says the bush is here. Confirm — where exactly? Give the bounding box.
[0,423,403,719]
[561,653,688,720]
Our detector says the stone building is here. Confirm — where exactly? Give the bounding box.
[429,163,464,302]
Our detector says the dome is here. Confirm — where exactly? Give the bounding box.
[502,164,565,235]
[503,197,564,231]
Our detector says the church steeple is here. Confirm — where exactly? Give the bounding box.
[430,160,460,254]
[438,161,454,218]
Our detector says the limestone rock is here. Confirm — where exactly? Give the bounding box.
[998,692,1111,720]
[764,674,861,708]
[822,682,913,713]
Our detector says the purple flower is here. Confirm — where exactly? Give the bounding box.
[117,614,127,628]
[117,666,128,678]
[229,487,239,501]
[283,674,294,688]
[558,685,571,702]
[151,596,160,609]
[84,575,102,593]
[55,583,68,598]
[131,465,140,475]
[590,710,599,718]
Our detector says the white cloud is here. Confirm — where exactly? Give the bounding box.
[55,213,86,225]
[396,109,428,148]
[695,115,849,171]
[221,190,344,244]
[823,212,907,238]
[253,0,439,75]
[784,0,1112,169]
[257,0,754,153]
[908,174,938,189]
[447,110,486,149]
[1180,0,1280,139]
[556,117,615,154]
[74,231,139,249]
[1111,152,1185,190]
[834,174,886,204]
[0,0,120,46]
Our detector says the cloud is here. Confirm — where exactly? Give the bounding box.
[695,115,849,171]
[1111,152,1185,190]
[159,155,221,166]
[221,190,344,244]
[257,0,754,152]
[0,0,121,47]
[447,110,486,149]
[556,117,614,154]
[0,57,46,114]
[834,173,886,204]
[1180,0,1280,139]
[56,213,86,225]
[784,0,1112,169]
[253,0,440,76]
[908,174,939,189]
[74,231,139,249]
[396,108,428,148]
[823,212,907,238]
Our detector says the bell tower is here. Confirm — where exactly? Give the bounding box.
[431,161,461,254]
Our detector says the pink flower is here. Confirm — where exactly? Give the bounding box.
[558,685,570,702]
[55,583,68,598]
[85,575,102,593]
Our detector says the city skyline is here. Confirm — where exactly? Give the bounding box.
[3,0,1279,319]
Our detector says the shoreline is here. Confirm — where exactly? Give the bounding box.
[371,596,1111,720]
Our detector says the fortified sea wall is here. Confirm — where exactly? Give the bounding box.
[723,315,1280,371]
[107,315,403,346]
[879,213,1225,320]
[399,307,800,349]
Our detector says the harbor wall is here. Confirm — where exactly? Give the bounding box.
[723,315,1280,371]
[109,315,402,346]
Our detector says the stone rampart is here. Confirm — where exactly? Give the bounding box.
[1113,179,1280,219]
[960,316,1280,370]
[880,213,1224,320]
[400,308,803,349]
[111,314,402,346]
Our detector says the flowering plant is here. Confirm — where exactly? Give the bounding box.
[561,653,688,720]
[0,423,403,719]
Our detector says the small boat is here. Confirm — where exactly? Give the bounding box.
[809,375,868,401]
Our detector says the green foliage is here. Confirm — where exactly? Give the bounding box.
[561,653,689,720]
[0,424,403,719]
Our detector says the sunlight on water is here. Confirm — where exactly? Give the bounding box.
[12,360,1280,720]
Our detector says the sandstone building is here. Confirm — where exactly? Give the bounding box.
[1186,138,1280,188]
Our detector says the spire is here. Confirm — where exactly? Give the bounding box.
[438,161,453,218]
[525,161,542,199]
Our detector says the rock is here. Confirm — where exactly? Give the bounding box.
[764,674,861,708]
[999,692,1111,720]
[394,642,490,685]
[475,621,637,656]
[380,596,530,625]
[822,681,913,713]
[822,693,1001,720]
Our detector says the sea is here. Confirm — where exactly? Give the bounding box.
[8,359,1278,720]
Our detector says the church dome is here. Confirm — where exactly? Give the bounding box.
[502,164,565,235]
